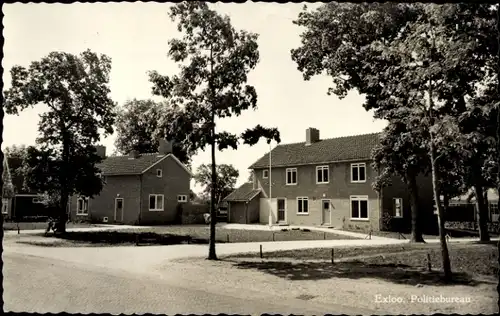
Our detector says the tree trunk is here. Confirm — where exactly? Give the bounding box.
[57,132,71,233]
[408,174,424,242]
[208,110,217,260]
[474,184,490,242]
[430,140,452,282]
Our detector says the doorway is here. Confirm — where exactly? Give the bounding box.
[322,199,331,225]
[114,198,124,223]
[277,198,286,222]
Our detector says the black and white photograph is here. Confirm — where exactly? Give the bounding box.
[1,2,499,315]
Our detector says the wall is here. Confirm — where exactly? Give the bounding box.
[381,173,435,233]
[259,197,277,224]
[139,155,191,225]
[70,175,141,225]
[254,160,380,231]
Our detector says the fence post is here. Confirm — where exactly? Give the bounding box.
[260,244,263,259]
[272,232,275,241]
[427,253,432,271]
[227,233,229,243]
[331,248,334,264]
[324,232,326,240]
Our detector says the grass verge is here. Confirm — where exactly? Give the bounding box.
[21,226,359,247]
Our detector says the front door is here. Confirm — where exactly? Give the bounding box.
[322,199,331,225]
[277,198,286,222]
[114,198,124,223]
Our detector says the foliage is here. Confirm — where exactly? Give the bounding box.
[114,98,194,164]
[149,2,280,260]
[3,50,116,231]
[194,163,239,206]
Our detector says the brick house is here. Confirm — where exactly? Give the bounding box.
[226,128,434,233]
[69,140,193,225]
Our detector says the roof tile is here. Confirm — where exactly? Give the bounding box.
[249,133,381,169]
[224,182,261,202]
[98,153,165,175]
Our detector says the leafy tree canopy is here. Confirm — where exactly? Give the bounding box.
[194,163,239,206]
[114,98,194,164]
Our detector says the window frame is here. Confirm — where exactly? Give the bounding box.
[350,163,367,183]
[156,169,163,178]
[76,197,89,215]
[177,195,188,203]
[296,196,309,215]
[393,197,403,218]
[286,168,298,185]
[149,194,164,211]
[262,169,269,179]
[350,195,369,221]
[316,165,329,184]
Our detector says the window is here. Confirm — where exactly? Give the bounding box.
[149,194,164,211]
[263,169,269,179]
[297,197,309,214]
[350,196,369,220]
[156,169,163,178]
[178,195,188,203]
[316,165,329,184]
[393,198,403,217]
[286,168,297,185]
[77,197,89,215]
[490,203,499,220]
[2,198,8,214]
[351,163,366,183]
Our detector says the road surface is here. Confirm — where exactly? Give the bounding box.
[4,251,377,315]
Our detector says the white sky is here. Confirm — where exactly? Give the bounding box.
[3,3,387,193]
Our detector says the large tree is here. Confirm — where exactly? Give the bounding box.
[372,115,430,242]
[149,2,280,260]
[291,3,497,281]
[3,50,117,232]
[194,163,239,207]
[114,98,193,164]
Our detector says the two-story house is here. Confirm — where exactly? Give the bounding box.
[225,128,434,233]
[69,139,193,225]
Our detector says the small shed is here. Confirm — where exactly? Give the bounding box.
[223,182,261,224]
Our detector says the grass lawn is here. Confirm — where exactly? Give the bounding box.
[226,241,499,281]
[20,225,359,247]
[349,229,499,240]
[3,221,97,231]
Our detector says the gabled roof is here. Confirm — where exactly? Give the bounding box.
[249,132,382,169]
[98,153,193,176]
[223,182,261,202]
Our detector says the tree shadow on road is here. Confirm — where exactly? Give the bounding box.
[231,260,489,287]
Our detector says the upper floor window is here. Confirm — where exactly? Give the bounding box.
[156,169,163,178]
[263,169,269,179]
[351,163,366,183]
[149,194,164,211]
[393,198,403,217]
[178,195,188,203]
[286,168,297,185]
[316,165,329,184]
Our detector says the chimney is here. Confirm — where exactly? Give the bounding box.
[306,128,320,146]
[95,145,106,159]
[158,139,173,155]
[129,150,140,159]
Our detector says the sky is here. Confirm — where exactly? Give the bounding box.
[3,3,387,193]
